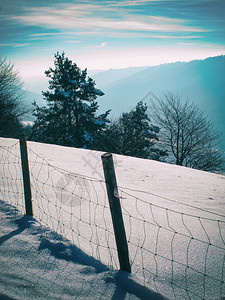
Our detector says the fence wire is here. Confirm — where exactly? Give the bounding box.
[0,200,122,300]
[26,147,119,270]
[0,139,224,300]
[0,141,25,214]
[118,187,225,300]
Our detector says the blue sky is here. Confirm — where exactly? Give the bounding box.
[0,0,225,90]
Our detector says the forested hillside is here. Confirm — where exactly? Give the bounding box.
[94,56,225,151]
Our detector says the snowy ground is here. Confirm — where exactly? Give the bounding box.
[0,137,225,299]
[0,200,166,300]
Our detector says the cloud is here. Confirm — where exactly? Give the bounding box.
[66,40,82,44]
[92,19,207,33]
[0,43,30,48]
[85,42,109,49]
[29,33,58,37]
[69,30,203,39]
[177,42,214,47]
[10,2,209,35]
[101,42,108,48]
[106,0,169,6]
[177,42,196,46]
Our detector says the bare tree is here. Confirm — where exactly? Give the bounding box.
[0,56,27,137]
[150,92,224,172]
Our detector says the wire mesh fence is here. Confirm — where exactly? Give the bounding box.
[0,199,121,300]
[0,137,224,300]
[118,187,225,300]
[26,147,119,270]
[0,141,25,214]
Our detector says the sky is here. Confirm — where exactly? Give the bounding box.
[0,0,225,89]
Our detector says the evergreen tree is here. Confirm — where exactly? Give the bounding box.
[99,101,167,160]
[31,52,110,147]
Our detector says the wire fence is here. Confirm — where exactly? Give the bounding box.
[0,138,225,300]
[0,141,25,214]
[27,147,119,270]
[118,188,225,299]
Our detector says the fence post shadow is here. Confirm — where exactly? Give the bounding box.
[110,271,167,300]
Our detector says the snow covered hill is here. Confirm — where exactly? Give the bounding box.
[0,137,225,299]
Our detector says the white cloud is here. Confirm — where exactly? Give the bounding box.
[85,42,108,49]
[0,43,30,48]
[10,3,209,34]
[107,0,169,6]
[177,42,196,46]
[65,40,82,44]
[101,42,108,48]
[71,30,203,39]
[28,33,60,37]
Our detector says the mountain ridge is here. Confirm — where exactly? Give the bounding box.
[93,55,225,151]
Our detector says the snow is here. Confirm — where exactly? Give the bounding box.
[83,130,93,143]
[82,102,90,112]
[0,200,165,300]
[58,90,70,98]
[0,137,225,299]
[94,88,104,96]
[80,83,104,96]
[81,82,89,87]
[94,118,105,126]
[151,125,160,133]
[70,79,77,85]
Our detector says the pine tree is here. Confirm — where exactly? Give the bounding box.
[99,101,167,160]
[31,52,110,147]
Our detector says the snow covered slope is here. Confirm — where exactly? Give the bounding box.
[0,200,166,300]
[0,137,225,299]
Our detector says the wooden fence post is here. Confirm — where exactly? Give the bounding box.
[101,153,131,273]
[19,134,33,216]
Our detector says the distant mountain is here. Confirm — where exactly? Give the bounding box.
[21,90,45,122]
[94,55,225,152]
[93,66,148,90]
